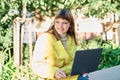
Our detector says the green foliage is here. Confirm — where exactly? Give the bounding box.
[0,0,120,52]
[79,1,117,18]
[0,27,13,49]
[99,41,120,69]
[0,45,39,80]
[77,36,104,50]
[0,0,22,26]
[1,58,16,80]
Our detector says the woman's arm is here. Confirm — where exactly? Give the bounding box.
[31,33,59,79]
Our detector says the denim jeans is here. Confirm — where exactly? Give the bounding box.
[77,75,89,80]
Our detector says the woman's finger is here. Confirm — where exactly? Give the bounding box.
[59,71,66,78]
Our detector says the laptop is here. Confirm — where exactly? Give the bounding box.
[71,48,103,76]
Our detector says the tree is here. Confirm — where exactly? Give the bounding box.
[0,0,120,50]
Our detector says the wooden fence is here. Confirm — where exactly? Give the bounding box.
[13,17,33,67]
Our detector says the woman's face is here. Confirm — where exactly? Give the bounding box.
[54,18,70,36]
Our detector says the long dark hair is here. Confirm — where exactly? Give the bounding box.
[48,8,77,45]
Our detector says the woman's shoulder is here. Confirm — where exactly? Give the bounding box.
[37,32,55,41]
[41,32,52,36]
[68,35,74,41]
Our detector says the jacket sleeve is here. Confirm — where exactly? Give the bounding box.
[61,75,79,80]
[61,61,79,80]
[61,60,73,75]
[31,33,59,79]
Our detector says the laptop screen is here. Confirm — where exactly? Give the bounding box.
[71,48,103,76]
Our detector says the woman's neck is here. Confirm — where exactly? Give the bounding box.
[60,33,67,48]
[60,33,67,38]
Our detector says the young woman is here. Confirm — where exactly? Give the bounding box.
[31,8,91,80]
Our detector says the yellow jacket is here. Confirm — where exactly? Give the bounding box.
[31,33,79,80]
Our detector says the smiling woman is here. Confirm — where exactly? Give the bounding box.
[54,18,70,36]
[30,8,91,80]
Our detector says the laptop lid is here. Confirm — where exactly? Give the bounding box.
[71,48,103,76]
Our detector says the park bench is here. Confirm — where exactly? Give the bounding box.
[90,64,120,80]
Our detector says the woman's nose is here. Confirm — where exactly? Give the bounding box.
[57,23,63,27]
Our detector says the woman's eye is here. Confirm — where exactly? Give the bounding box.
[63,22,68,24]
[55,21,59,23]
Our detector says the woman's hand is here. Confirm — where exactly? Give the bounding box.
[54,69,67,79]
